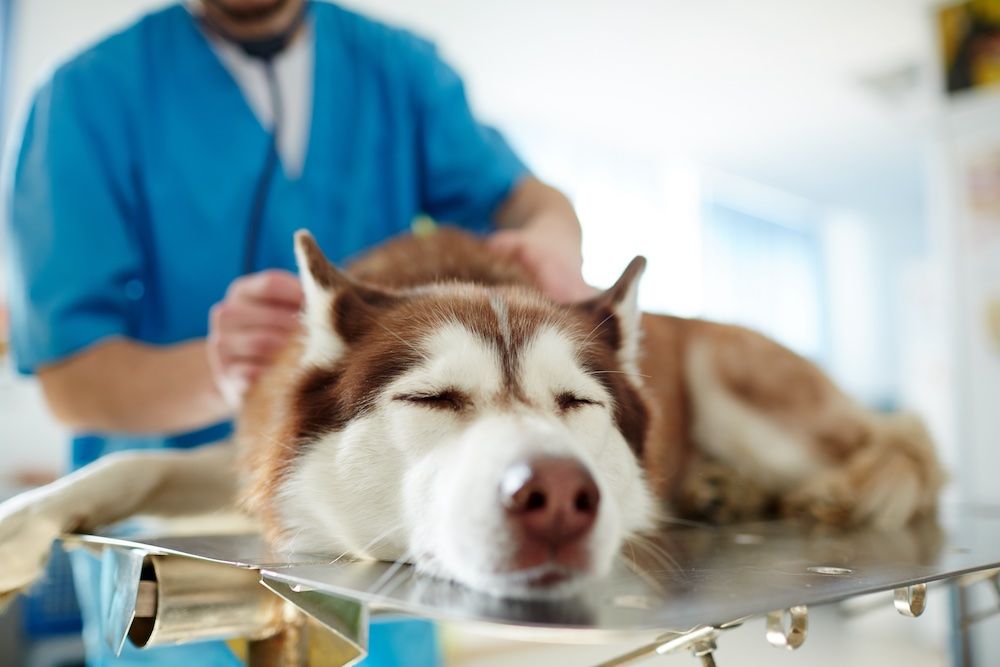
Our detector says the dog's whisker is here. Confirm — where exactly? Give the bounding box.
[615,552,668,593]
[338,298,430,361]
[373,319,430,360]
[317,521,410,567]
[350,523,408,560]
[366,551,416,597]
[588,369,652,379]
[658,515,714,529]
[325,550,355,566]
[615,540,669,590]
[630,533,678,565]
[375,564,416,598]
[580,312,616,349]
[283,526,310,553]
[366,561,408,596]
[626,534,681,575]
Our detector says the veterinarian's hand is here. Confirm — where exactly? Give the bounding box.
[488,225,597,303]
[208,270,303,406]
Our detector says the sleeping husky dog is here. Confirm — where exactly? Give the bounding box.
[0,228,944,600]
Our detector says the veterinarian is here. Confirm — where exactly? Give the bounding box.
[4,1,590,665]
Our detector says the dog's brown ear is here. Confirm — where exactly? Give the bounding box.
[596,256,646,311]
[578,256,646,383]
[294,229,350,293]
[293,230,398,365]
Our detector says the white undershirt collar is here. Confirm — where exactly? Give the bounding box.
[191,7,315,179]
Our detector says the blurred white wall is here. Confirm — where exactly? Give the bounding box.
[0,363,66,474]
[926,92,1000,506]
[925,87,1000,667]
[821,212,888,399]
[2,0,171,148]
[344,0,936,221]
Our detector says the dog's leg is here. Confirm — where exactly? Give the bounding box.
[672,454,771,524]
[779,413,943,528]
[0,443,237,599]
[684,327,944,529]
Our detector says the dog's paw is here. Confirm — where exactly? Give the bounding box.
[0,505,62,598]
[780,474,854,526]
[674,459,769,524]
[781,428,942,530]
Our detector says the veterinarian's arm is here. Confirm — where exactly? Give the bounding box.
[491,177,596,303]
[37,270,302,433]
[37,339,230,434]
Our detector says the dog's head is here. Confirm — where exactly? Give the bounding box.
[273,231,656,598]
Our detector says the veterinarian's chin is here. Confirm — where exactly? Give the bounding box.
[404,415,656,599]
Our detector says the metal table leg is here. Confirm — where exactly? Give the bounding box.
[99,546,369,667]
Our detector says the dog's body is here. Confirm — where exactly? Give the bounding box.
[0,228,944,601]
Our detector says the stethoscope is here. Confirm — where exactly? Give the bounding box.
[199,0,308,275]
[243,59,283,275]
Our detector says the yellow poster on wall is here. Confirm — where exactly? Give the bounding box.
[939,0,1000,93]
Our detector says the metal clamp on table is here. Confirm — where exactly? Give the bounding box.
[64,506,1000,666]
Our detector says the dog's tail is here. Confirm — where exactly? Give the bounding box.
[849,412,946,528]
[788,411,946,529]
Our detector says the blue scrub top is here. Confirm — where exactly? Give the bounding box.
[5,2,528,468]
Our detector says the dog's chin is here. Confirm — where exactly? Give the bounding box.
[477,564,594,600]
[415,557,596,600]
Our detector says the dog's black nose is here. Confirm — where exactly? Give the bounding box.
[501,457,600,554]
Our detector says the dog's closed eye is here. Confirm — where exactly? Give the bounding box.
[393,389,470,411]
[555,392,604,412]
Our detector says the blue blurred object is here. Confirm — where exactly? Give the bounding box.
[69,548,246,666]
[22,544,83,638]
[360,617,442,667]
[62,548,441,666]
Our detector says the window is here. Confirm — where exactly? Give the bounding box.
[509,126,847,375]
[700,200,827,361]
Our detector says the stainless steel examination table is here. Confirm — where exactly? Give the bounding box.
[64,505,1000,666]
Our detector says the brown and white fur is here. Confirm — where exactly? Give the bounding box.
[0,228,944,601]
